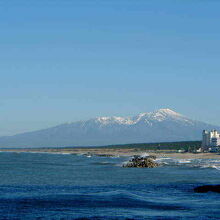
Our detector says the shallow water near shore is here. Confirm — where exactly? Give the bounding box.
[0,152,220,219]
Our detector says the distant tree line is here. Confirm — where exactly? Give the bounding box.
[98,141,202,151]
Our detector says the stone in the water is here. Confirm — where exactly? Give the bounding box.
[123,155,159,168]
[194,185,220,193]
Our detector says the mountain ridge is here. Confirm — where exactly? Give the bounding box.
[0,109,219,148]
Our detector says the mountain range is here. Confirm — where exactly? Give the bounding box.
[0,108,219,148]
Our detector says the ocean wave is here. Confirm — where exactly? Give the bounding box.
[0,190,187,211]
[155,157,220,171]
[175,159,192,164]
[91,162,116,166]
[200,164,220,170]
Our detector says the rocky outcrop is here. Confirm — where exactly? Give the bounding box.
[194,185,220,193]
[123,155,159,168]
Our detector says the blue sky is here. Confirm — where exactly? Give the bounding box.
[1,0,220,135]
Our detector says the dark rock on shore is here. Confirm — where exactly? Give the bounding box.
[123,155,159,168]
[194,185,220,193]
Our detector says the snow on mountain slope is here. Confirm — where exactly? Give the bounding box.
[0,109,219,148]
[93,109,189,125]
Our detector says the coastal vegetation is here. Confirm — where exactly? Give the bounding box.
[89,141,202,152]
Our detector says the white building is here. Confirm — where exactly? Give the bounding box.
[202,130,220,150]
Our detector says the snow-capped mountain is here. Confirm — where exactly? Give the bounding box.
[0,109,219,148]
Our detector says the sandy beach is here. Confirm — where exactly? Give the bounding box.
[1,147,220,159]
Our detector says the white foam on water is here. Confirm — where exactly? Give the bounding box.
[140,153,149,157]
[59,153,72,155]
[155,157,172,162]
[200,164,220,170]
[208,160,220,163]
[154,157,220,170]
[176,159,192,164]
[212,165,220,170]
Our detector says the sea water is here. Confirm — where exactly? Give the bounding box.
[0,152,220,219]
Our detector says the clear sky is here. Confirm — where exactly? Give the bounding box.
[1,0,220,136]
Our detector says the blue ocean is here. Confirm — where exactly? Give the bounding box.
[0,152,220,220]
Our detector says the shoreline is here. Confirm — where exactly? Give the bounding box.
[1,148,220,159]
